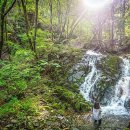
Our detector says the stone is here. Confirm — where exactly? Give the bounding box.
[124,97,130,109]
[73,128,79,130]
[5,124,13,128]
[73,71,85,80]
[11,119,17,123]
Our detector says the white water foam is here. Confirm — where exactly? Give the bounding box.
[102,58,130,115]
[80,50,103,101]
[80,50,130,116]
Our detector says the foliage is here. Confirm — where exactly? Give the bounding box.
[0,49,41,101]
[94,55,122,102]
[0,97,37,118]
[99,55,121,78]
[53,86,91,112]
[1,0,130,129]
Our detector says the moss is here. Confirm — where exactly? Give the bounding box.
[96,55,121,101]
[53,86,91,112]
[99,55,121,79]
[0,34,87,129]
[0,97,38,119]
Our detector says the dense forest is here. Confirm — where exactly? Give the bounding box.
[0,0,130,130]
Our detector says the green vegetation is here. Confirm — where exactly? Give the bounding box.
[100,56,121,78]
[0,0,130,129]
[0,42,90,129]
[96,55,121,102]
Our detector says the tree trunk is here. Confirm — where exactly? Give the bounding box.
[111,2,114,46]
[120,0,126,44]
[33,0,39,52]
[49,0,53,41]
[68,9,87,38]
[57,0,61,26]
[0,18,5,59]
[0,0,7,59]
[21,0,33,50]
[58,0,71,41]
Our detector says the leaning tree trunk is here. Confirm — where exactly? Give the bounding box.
[68,8,87,38]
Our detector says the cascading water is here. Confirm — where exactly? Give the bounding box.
[80,50,130,116]
[103,58,130,115]
[80,50,103,101]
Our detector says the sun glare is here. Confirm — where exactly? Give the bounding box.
[83,0,113,10]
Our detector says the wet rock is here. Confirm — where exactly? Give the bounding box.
[5,124,13,128]
[11,119,17,123]
[124,97,130,109]
[72,71,85,81]
[102,115,130,130]
[101,98,108,105]
[69,69,87,85]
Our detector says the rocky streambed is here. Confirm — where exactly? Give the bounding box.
[69,50,130,130]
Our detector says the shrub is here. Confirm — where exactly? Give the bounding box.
[0,49,41,101]
[53,86,91,112]
[0,97,36,119]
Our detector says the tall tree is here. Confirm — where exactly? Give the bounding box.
[21,0,33,50]
[49,0,53,41]
[33,0,39,52]
[120,0,126,44]
[111,2,114,46]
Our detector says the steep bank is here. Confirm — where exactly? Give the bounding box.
[0,44,91,130]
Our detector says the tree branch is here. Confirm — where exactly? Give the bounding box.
[3,0,16,18]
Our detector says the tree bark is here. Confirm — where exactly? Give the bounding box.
[68,8,87,38]
[0,0,16,58]
[57,0,61,26]
[111,2,114,46]
[49,0,53,41]
[120,0,126,44]
[58,0,70,41]
[3,0,16,18]
[0,0,7,59]
[21,0,33,50]
[33,0,39,52]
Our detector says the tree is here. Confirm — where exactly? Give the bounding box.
[21,0,33,50]
[49,0,53,41]
[33,0,39,52]
[0,0,16,59]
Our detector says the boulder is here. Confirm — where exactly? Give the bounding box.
[124,97,130,109]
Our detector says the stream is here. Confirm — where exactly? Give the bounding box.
[79,50,130,129]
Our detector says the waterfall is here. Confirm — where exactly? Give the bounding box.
[80,50,103,101]
[103,58,130,115]
[80,50,130,115]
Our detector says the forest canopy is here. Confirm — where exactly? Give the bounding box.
[0,0,130,58]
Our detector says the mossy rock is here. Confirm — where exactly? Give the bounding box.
[53,86,91,112]
[98,55,121,79]
[94,55,122,102]
[69,65,90,87]
[97,55,121,88]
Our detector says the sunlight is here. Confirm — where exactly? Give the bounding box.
[83,0,113,10]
